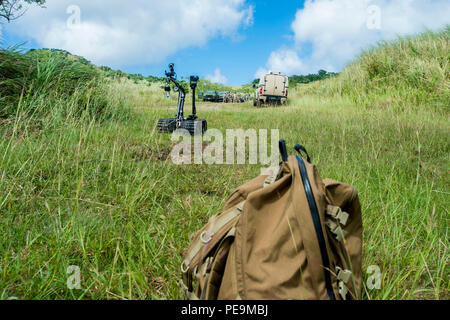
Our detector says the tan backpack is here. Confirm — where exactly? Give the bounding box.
[180,140,363,300]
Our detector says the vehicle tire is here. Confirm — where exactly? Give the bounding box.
[257,99,261,108]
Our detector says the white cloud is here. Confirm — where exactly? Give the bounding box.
[257,0,450,75]
[254,68,268,80]
[5,0,253,68]
[206,68,228,84]
[254,49,304,78]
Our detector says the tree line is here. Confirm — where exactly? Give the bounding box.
[252,70,339,87]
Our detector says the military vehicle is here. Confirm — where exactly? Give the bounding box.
[254,72,289,107]
[203,90,219,102]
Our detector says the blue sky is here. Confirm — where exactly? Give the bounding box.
[1,0,448,84]
[149,1,308,84]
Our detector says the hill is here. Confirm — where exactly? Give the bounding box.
[298,26,449,111]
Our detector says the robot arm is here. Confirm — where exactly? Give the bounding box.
[189,76,199,119]
[165,63,186,96]
[164,63,186,121]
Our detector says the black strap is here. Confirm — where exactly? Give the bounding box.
[279,139,288,162]
[296,155,336,300]
[294,144,311,163]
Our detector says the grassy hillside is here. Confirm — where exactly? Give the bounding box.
[0,48,131,123]
[0,29,448,300]
[298,27,449,111]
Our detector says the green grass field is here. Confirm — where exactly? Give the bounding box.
[0,29,448,300]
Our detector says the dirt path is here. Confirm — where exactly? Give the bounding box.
[135,102,251,111]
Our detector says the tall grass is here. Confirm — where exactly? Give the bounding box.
[114,80,180,109]
[298,27,449,111]
[0,48,131,123]
[0,99,447,300]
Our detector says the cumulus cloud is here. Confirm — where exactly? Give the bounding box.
[5,0,253,68]
[257,0,450,75]
[206,68,228,84]
[254,49,304,78]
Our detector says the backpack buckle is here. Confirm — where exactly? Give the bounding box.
[326,205,349,226]
[325,220,347,242]
[332,225,346,242]
[326,206,349,242]
[336,266,352,283]
[336,267,352,300]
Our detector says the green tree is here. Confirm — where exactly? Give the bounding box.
[289,70,339,86]
[318,69,327,77]
[0,0,45,22]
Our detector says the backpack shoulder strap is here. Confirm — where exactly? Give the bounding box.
[181,200,246,296]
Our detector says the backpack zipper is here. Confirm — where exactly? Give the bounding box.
[296,155,336,300]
